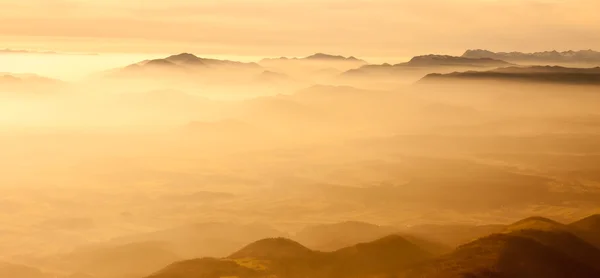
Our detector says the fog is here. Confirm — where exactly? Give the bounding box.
[1,52,600,278]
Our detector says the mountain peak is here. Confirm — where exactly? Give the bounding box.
[305,53,362,61]
[228,237,313,259]
[462,49,600,63]
[506,216,567,232]
[570,214,600,231]
[164,53,206,65]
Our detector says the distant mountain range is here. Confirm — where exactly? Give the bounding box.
[104,50,600,89]
[121,53,260,74]
[342,55,513,79]
[261,53,366,63]
[420,66,600,85]
[0,48,59,55]
[463,49,600,64]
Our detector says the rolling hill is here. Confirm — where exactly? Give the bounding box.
[146,235,432,278]
[402,233,600,278]
[569,214,600,248]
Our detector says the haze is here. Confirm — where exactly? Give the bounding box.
[1,1,600,278]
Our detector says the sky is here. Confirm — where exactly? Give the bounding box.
[1,0,600,59]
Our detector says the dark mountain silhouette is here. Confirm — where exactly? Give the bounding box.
[342,55,512,80]
[504,216,569,232]
[146,234,432,278]
[116,53,261,77]
[420,66,600,85]
[305,53,363,62]
[261,53,366,63]
[228,237,315,260]
[570,214,600,248]
[330,235,433,277]
[147,258,262,278]
[462,49,600,64]
[508,229,600,271]
[401,55,512,67]
[145,53,259,69]
[402,234,600,278]
[259,53,367,78]
[404,224,506,247]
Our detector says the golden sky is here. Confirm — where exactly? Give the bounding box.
[1,0,599,58]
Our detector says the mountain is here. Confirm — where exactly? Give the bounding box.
[147,235,432,278]
[0,48,59,55]
[341,55,513,83]
[261,53,365,64]
[330,235,433,277]
[402,234,600,278]
[420,66,600,85]
[259,53,367,80]
[570,214,600,248]
[228,238,315,260]
[109,222,286,259]
[295,221,400,251]
[139,53,259,69]
[509,229,600,271]
[114,53,261,78]
[400,55,512,67]
[0,73,63,93]
[404,224,506,247]
[146,258,262,278]
[504,216,569,232]
[463,49,600,64]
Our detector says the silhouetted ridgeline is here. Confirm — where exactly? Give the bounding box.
[142,214,600,278]
[420,66,600,85]
[463,49,600,64]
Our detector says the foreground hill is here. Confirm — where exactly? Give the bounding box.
[504,216,569,232]
[330,235,432,277]
[420,66,600,85]
[462,49,600,65]
[509,229,600,271]
[146,235,432,278]
[569,214,600,248]
[402,233,600,278]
